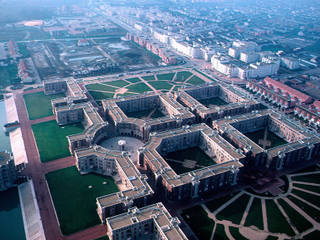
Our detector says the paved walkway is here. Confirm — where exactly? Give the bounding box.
[13,92,107,240]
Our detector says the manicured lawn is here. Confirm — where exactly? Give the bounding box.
[229,227,248,240]
[32,120,84,162]
[46,166,119,235]
[86,84,118,92]
[277,198,312,232]
[142,75,155,81]
[94,236,109,240]
[181,205,214,240]
[175,71,193,82]
[117,92,137,98]
[244,129,288,149]
[292,174,320,184]
[198,97,228,107]
[213,224,227,240]
[148,81,173,91]
[126,77,141,83]
[293,183,320,193]
[164,147,216,174]
[89,91,114,100]
[24,91,65,120]
[187,75,206,85]
[265,200,295,236]
[205,192,239,213]
[0,64,19,88]
[103,80,128,88]
[303,231,320,240]
[265,236,278,240]
[288,195,320,222]
[126,82,152,93]
[292,189,320,208]
[244,198,264,230]
[156,73,175,81]
[216,194,250,224]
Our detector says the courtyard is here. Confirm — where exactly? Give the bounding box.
[180,165,320,240]
[32,120,84,162]
[24,91,65,120]
[46,166,119,235]
[244,129,288,149]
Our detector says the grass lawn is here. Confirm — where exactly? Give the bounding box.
[303,231,320,240]
[244,198,264,230]
[94,236,109,240]
[194,70,216,82]
[148,81,173,91]
[244,129,288,149]
[213,224,227,240]
[103,80,128,88]
[89,91,114,100]
[198,97,228,107]
[229,227,248,240]
[187,75,206,85]
[277,198,312,232]
[142,75,155,81]
[32,120,83,162]
[156,73,175,81]
[164,147,216,174]
[292,173,320,184]
[46,166,119,235]
[288,195,320,222]
[205,192,239,213]
[293,183,320,194]
[86,84,118,92]
[125,108,165,119]
[181,205,214,240]
[265,200,295,236]
[126,77,141,83]
[126,82,152,93]
[175,71,193,82]
[265,236,278,240]
[216,194,250,224]
[24,92,65,120]
[117,92,137,98]
[292,189,320,208]
[0,64,19,88]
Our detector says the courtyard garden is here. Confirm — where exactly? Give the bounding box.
[32,120,84,162]
[24,91,65,120]
[46,166,119,235]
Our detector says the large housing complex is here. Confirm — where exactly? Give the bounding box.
[43,72,320,240]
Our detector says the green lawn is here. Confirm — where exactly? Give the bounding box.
[244,198,264,230]
[164,147,216,174]
[89,91,114,100]
[265,200,295,236]
[277,199,312,233]
[213,224,227,240]
[126,77,141,83]
[303,231,320,240]
[292,174,320,184]
[103,80,128,88]
[46,166,119,235]
[94,236,109,240]
[0,64,19,88]
[142,75,155,81]
[292,189,320,208]
[293,183,320,194]
[156,73,175,81]
[148,81,173,91]
[216,194,250,224]
[86,84,118,92]
[126,82,152,93]
[32,120,83,162]
[198,97,228,107]
[205,192,239,213]
[244,129,288,149]
[187,75,206,85]
[24,92,65,120]
[181,205,214,240]
[229,227,248,240]
[175,71,193,82]
[288,195,320,222]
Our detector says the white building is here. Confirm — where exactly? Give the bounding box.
[228,41,261,59]
[240,52,259,63]
[281,56,300,70]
